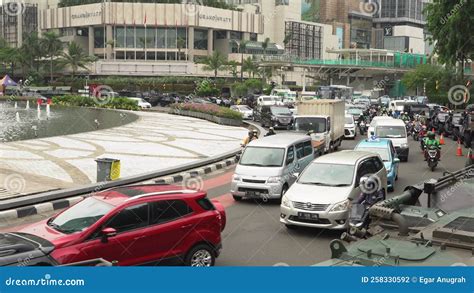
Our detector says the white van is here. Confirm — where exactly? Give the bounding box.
[373,119,409,162]
[231,134,314,202]
[367,116,394,139]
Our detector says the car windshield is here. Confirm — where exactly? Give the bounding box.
[49,197,114,234]
[376,126,406,138]
[238,105,251,111]
[345,117,354,124]
[356,147,390,162]
[298,163,355,186]
[294,117,326,132]
[240,147,285,167]
[271,107,292,115]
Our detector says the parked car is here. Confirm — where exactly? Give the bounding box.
[18,185,226,267]
[230,105,253,120]
[128,97,152,109]
[344,115,357,139]
[255,105,293,129]
[231,134,314,202]
[280,151,388,230]
[354,138,400,192]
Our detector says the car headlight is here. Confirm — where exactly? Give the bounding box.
[232,174,242,182]
[281,195,291,208]
[401,143,409,148]
[330,199,351,212]
[267,176,282,184]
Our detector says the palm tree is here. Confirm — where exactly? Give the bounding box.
[60,42,97,78]
[41,32,63,83]
[177,37,186,61]
[201,51,226,78]
[242,57,257,78]
[226,60,239,80]
[235,39,249,81]
[261,37,270,56]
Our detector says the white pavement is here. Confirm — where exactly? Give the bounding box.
[0,111,247,198]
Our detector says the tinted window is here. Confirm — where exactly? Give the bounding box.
[357,159,378,181]
[286,146,295,165]
[196,198,215,211]
[295,143,304,159]
[107,203,149,233]
[372,157,384,171]
[303,141,313,157]
[151,200,193,225]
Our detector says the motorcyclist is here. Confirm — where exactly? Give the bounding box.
[381,107,388,116]
[357,113,368,134]
[424,131,441,161]
[401,112,410,122]
[356,188,385,205]
[265,127,276,137]
[242,130,258,146]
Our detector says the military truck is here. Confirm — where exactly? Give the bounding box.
[318,165,474,266]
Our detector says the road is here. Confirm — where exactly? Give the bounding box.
[0,131,469,266]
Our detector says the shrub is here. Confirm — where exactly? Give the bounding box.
[172,103,242,120]
[52,95,140,111]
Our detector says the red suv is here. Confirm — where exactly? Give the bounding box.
[18,185,226,266]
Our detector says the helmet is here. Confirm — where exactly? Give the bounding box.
[269,127,275,131]
[248,131,253,136]
[428,132,435,139]
[253,130,258,134]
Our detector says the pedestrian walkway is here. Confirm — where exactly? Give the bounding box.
[0,111,247,197]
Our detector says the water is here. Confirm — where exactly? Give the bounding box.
[0,102,139,142]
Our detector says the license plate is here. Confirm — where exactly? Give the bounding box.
[298,212,319,220]
[246,191,260,197]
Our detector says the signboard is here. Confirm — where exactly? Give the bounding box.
[384,26,393,36]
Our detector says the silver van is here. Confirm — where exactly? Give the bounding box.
[231,134,315,202]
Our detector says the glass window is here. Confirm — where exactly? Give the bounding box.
[50,197,113,234]
[115,27,125,48]
[151,200,193,225]
[294,117,327,133]
[286,147,295,164]
[106,204,149,233]
[196,198,215,211]
[240,147,285,167]
[303,141,313,157]
[376,126,406,138]
[126,26,134,48]
[372,157,384,171]
[357,160,378,181]
[94,27,105,48]
[194,29,208,50]
[296,143,304,159]
[298,163,355,186]
[167,28,177,48]
[356,147,390,162]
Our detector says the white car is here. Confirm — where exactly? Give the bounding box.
[280,151,388,230]
[230,105,253,120]
[128,97,152,109]
[344,115,356,139]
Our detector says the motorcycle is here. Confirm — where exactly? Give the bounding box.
[412,124,421,141]
[348,189,385,232]
[358,121,367,135]
[425,146,440,172]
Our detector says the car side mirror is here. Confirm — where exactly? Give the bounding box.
[394,158,401,164]
[370,131,375,136]
[293,172,300,178]
[101,227,117,243]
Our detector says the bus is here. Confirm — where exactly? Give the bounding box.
[316,85,353,101]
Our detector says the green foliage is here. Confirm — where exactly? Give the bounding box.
[52,95,140,111]
[425,0,474,77]
[201,51,227,78]
[60,42,97,78]
[171,103,242,120]
[195,79,220,97]
[231,79,264,96]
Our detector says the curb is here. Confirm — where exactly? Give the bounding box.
[0,157,238,221]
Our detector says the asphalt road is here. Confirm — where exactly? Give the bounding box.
[1,130,470,266]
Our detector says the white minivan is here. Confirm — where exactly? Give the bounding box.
[231,134,314,202]
[373,119,409,162]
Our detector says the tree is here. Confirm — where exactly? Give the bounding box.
[242,57,257,78]
[235,39,249,81]
[201,51,226,78]
[177,37,186,61]
[60,42,97,78]
[261,37,270,55]
[41,32,63,83]
[425,0,474,79]
[226,60,239,80]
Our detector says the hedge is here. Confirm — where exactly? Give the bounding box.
[52,95,140,111]
[171,103,242,120]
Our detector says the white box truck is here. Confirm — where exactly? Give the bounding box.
[293,99,345,154]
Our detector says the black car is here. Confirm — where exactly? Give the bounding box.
[0,232,111,266]
[405,104,430,118]
[255,105,293,129]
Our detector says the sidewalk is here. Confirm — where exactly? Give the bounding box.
[0,111,247,198]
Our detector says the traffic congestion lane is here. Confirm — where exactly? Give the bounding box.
[0,133,468,266]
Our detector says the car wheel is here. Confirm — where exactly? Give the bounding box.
[185,244,215,267]
[388,186,394,193]
[232,195,243,201]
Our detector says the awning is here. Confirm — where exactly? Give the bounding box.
[0,75,18,87]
